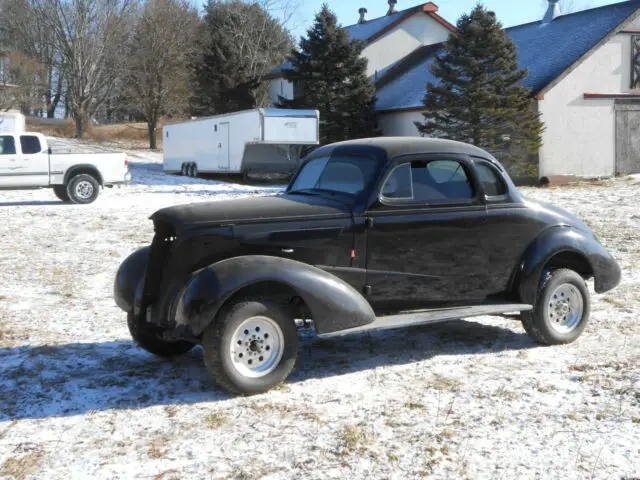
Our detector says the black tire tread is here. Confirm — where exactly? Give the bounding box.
[202,299,298,395]
[66,173,100,204]
[521,268,590,346]
[53,185,69,202]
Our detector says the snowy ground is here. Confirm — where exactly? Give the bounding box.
[0,143,638,479]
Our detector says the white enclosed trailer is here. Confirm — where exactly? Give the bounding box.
[0,111,26,133]
[163,108,319,176]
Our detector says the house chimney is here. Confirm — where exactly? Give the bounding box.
[387,0,398,16]
[358,7,368,24]
[542,0,561,24]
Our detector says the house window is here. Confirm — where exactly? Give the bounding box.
[631,35,640,89]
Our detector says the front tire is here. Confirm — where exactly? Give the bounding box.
[521,268,591,345]
[202,299,298,395]
[127,312,195,357]
[67,174,100,204]
[53,185,70,202]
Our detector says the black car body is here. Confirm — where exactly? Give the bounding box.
[114,137,621,394]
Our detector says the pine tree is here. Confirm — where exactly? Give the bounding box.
[416,4,544,176]
[279,4,378,145]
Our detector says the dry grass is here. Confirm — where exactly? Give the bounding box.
[26,118,175,149]
[0,448,44,480]
[204,413,229,429]
[430,374,463,391]
[148,435,170,459]
[337,424,376,456]
[403,401,426,411]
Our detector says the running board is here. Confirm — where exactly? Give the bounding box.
[319,303,532,338]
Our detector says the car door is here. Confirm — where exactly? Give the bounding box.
[364,155,489,311]
[18,134,49,186]
[0,134,21,187]
[472,158,548,295]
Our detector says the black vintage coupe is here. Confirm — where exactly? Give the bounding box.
[114,138,621,394]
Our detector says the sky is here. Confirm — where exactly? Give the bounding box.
[281,0,629,38]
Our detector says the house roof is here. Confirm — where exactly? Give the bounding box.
[376,0,640,112]
[267,2,454,78]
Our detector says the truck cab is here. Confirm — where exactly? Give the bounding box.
[0,132,51,187]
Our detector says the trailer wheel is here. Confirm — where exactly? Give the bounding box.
[191,163,198,178]
[181,163,188,176]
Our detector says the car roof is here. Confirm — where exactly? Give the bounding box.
[317,137,498,162]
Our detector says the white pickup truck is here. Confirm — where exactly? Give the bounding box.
[0,132,130,204]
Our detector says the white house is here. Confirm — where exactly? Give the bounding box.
[268,0,640,179]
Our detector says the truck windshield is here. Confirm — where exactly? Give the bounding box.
[288,155,378,196]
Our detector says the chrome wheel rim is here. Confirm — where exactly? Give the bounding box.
[229,316,284,378]
[75,180,94,200]
[547,283,584,333]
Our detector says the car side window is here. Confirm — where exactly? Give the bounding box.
[381,160,474,203]
[20,135,41,155]
[0,135,16,155]
[476,162,507,197]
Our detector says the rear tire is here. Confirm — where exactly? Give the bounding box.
[127,312,195,357]
[191,163,198,178]
[66,174,100,204]
[53,185,70,202]
[181,163,188,176]
[202,299,298,395]
[521,268,591,345]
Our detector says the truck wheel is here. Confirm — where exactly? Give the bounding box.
[53,185,70,202]
[521,268,591,345]
[191,163,198,178]
[181,163,188,176]
[67,174,100,204]
[127,312,195,357]
[202,299,298,395]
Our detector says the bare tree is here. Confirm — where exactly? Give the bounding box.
[1,0,63,117]
[125,0,197,149]
[35,0,137,137]
[0,51,46,112]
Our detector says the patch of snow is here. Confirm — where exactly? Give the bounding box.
[0,141,638,479]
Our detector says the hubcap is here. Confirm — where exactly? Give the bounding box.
[229,316,284,378]
[547,283,584,333]
[75,180,94,200]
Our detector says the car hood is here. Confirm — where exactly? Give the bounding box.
[151,194,352,233]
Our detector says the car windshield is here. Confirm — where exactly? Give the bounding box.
[288,154,379,197]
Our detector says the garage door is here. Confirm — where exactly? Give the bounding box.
[615,100,640,175]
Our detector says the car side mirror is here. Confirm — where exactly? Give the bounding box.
[47,147,52,155]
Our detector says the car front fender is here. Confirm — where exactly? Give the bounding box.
[517,226,621,304]
[114,246,150,313]
[173,255,376,336]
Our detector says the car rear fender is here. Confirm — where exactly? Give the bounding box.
[516,226,621,304]
[173,255,376,336]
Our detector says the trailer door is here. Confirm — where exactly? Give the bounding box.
[218,122,230,170]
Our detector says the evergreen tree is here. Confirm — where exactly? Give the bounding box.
[191,0,292,115]
[416,4,543,176]
[279,4,378,145]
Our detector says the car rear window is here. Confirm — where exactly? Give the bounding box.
[20,135,41,154]
[476,162,507,196]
